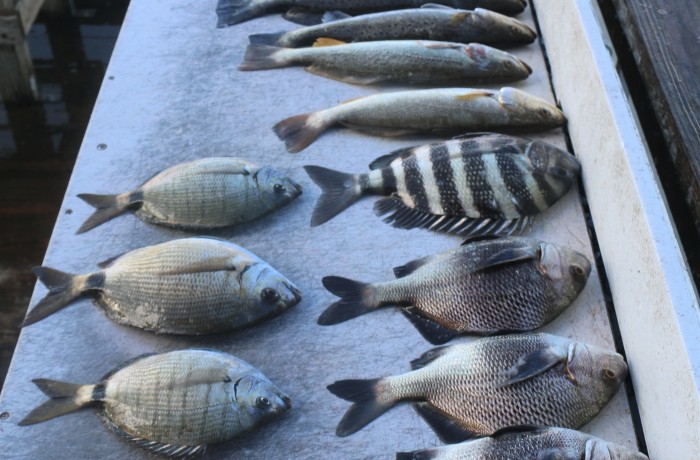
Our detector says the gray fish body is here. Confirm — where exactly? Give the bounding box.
[328,333,627,440]
[217,0,528,27]
[397,427,649,460]
[319,237,591,342]
[77,157,302,233]
[241,41,532,86]
[305,133,580,237]
[274,88,566,153]
[23,237,302,334]
[252,8,536,48]
[21,350,291,456]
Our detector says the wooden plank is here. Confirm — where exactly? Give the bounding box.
[534,1,700,458]
[610,0,700,235]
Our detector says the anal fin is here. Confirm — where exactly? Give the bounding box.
[412,402,478,443]
[401,307,457,345]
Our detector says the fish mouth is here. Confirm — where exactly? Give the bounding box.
[286,283,302,304]
[292,181,303,196]
[519,58,532,75]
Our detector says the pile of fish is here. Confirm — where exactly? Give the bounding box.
[14,1,649,459]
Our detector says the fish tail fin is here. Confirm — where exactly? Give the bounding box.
[304,165,365,226]
[19,379,94,426]
[273,111,327,153]
[318,276,376,325]
[76,192,136,234]
[239,44,289,71]
[21,267,88,327]
[216,0,266,27]
[327,378,395,436]
[248,32,285,46]
[396,451,437,460]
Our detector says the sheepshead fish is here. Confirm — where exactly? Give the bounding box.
[217,0,528,27]
[21,237,302,334]
[328,333,627,441]
[240,39,532,86]
[20,349,291,457]
[76,157,302,234]
[396,426,649,460]
[319,236,591,344]
[304,133,580,237]
[249,8,535,48]
[274,88,565,153]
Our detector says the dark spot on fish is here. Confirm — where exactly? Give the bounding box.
[97,143,107,150]
[0,411,9,420]
[92,383,106,401]
[273,183,286,194]
[87,272,106,290]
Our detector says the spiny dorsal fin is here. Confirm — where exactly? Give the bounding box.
[313,37,347,47]
[393,253,445,278]
[490,424,544,437]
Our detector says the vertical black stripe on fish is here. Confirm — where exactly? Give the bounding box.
[381,166,397,194]
[92,382,106,401]
[430,144,463,215]
[402,154,430,212]
[532,171,559,205]
[461,152,500,218]
[496,154,540,216]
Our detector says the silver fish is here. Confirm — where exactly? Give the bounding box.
[21,237,302,334]
[304,133,580,237]
[396,426,649,460]
[240,40,532,86]
[20,349,291,457]
[76,157,302,234]
[328,333,627,441]
[217,0,528,27]
[274,88,566,153]
[249,8,536,48]
[319,236,591,344]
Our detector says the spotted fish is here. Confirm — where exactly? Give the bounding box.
[21,237,302,334]
[396,426,649,460]
[328,333,627,441]
[304,133,580,237]
[249,8,536,48]
[216,0,528,27]
[319,236,591,344]
[20,349,292,457]
[274,88,565,153]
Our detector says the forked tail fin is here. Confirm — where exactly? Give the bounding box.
[327,378,395,437]
[21,267,94,327]
[216,0,269,27]
[318,276,376,325]
[273,111,328,153]
[19,379,94,426]
[304,166,365,226]
[239,44,289,71]
[76,192,136,234]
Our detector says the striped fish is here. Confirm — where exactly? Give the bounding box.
[304,133,580,237]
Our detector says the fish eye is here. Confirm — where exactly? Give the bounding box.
[255,397,271,409]
[261,288,280,303]
[539,108,550,117]
[602,368,617,380]
[550,166,569,178]
[570,265,586,277]
[273,183,286,194]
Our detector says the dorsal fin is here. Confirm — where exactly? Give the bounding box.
[460,235,502,246]
[393,253,445,278]
[313,37,347,47]
[99,353,158,381]
[97,253,127,269]
[490,424,543,437]
[421,3,455,9]
[369,146,417,170]
[410,346,451,370]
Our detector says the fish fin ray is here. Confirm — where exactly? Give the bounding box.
[410,346,451,370]
[19,379,91,426]
[248,31,284,46]
[327,378,393,436]
[413,402,477,443]
[472,244,539,272]
[401,307,457,345]
[501,347,566,386]
[273,111,326,153]
[159,255,252,275]
[22,267,84,327]
[76,193,137,234]
[318,276,374,325]
[239,44,286,71]
[97,253,127,269]
[490,424,544,437]
[216,0,263,27]
[322,10,352,22]
[304,165,364,226]
[313,37,347,47]
[459,235,502,246]
[368,146,416,170]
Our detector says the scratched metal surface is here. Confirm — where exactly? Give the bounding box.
[0,1,640,458]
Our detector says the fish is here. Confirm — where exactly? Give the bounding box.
[248,7,536,48]
[76,157,302,234]
[216,0,528,27]
[304,133,580,237]
[21,237,302,334]
[396,426,649,460]
[240,39,532,86]
[319,236,591,344]
[274,88,566,153]
[328,333,627,441]
[20,349,292,457]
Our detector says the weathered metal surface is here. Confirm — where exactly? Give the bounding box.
[0,1,640,458]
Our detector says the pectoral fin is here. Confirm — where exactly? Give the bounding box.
[501,347,567,386]
[305,66,385,85]
[312,37,347,47]
[472,244,538,272]
[160,255,253,275]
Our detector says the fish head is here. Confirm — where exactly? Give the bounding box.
[497,87,566,128]
[471,8,536,44]
[538,243,591,301]
[256,166,303,210]
[567,341,627,406]
[251,266,303,318]
[464,44,532,80]
[232,372,292,428]
[584,439,649,460]
[526,141,581,198]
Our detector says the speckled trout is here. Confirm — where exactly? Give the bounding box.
[20,350,292,457]
[328,333,627,441]
[240,39,532,86]
[274,88,566,153]
[396,426,649,460]
[249,8,536,48]
[319,237,591,344]
[21,237,302,334]
[217,0,528,27]
[76,157,302,234]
